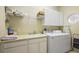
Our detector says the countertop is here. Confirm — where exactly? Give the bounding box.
[0,34,47,43]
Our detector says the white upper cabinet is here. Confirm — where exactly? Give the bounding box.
[59,12,64,26]
[44,8,63,26]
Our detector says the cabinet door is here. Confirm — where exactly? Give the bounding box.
[59,13,64,26]
[28,39,40,53]
[28,43,40,53]
[39,38,47,53]
[44,8,63,26]
[40,41,47,53]
[44,9,59,26]
[4,45,28,53]
[28,37,47,53]
[44,9,56,25]
[28,38,40,53]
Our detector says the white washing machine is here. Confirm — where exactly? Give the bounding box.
[45,33,72,53]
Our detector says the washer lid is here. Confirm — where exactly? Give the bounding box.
[45,33,70,36]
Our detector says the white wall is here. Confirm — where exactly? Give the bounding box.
[7,6,59,35]
[6,6,44,35]
[0,6,6,36]
[59,6,79,34]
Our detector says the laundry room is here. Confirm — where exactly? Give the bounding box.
[0,6,79,53]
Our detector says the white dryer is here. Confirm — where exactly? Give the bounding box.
[46,33,72,53]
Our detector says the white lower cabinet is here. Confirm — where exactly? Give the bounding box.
[2,40,28,53]
[28,38,40,53]
[28,43,40,53]
[4,45,28,53]
[40,41,47,53]
[0,37,47,53]
[28,37,47,53]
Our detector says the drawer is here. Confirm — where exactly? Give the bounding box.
[29,38,40,44]
[3,40,27,48]
[29,37,47,44]
[39,38,47,42]
[3,45,28,53]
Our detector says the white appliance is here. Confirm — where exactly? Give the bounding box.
[45,32,72,53]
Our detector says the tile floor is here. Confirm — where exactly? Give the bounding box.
[69,48,79,53]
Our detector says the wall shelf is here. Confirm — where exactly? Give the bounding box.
[5,7,24,17]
